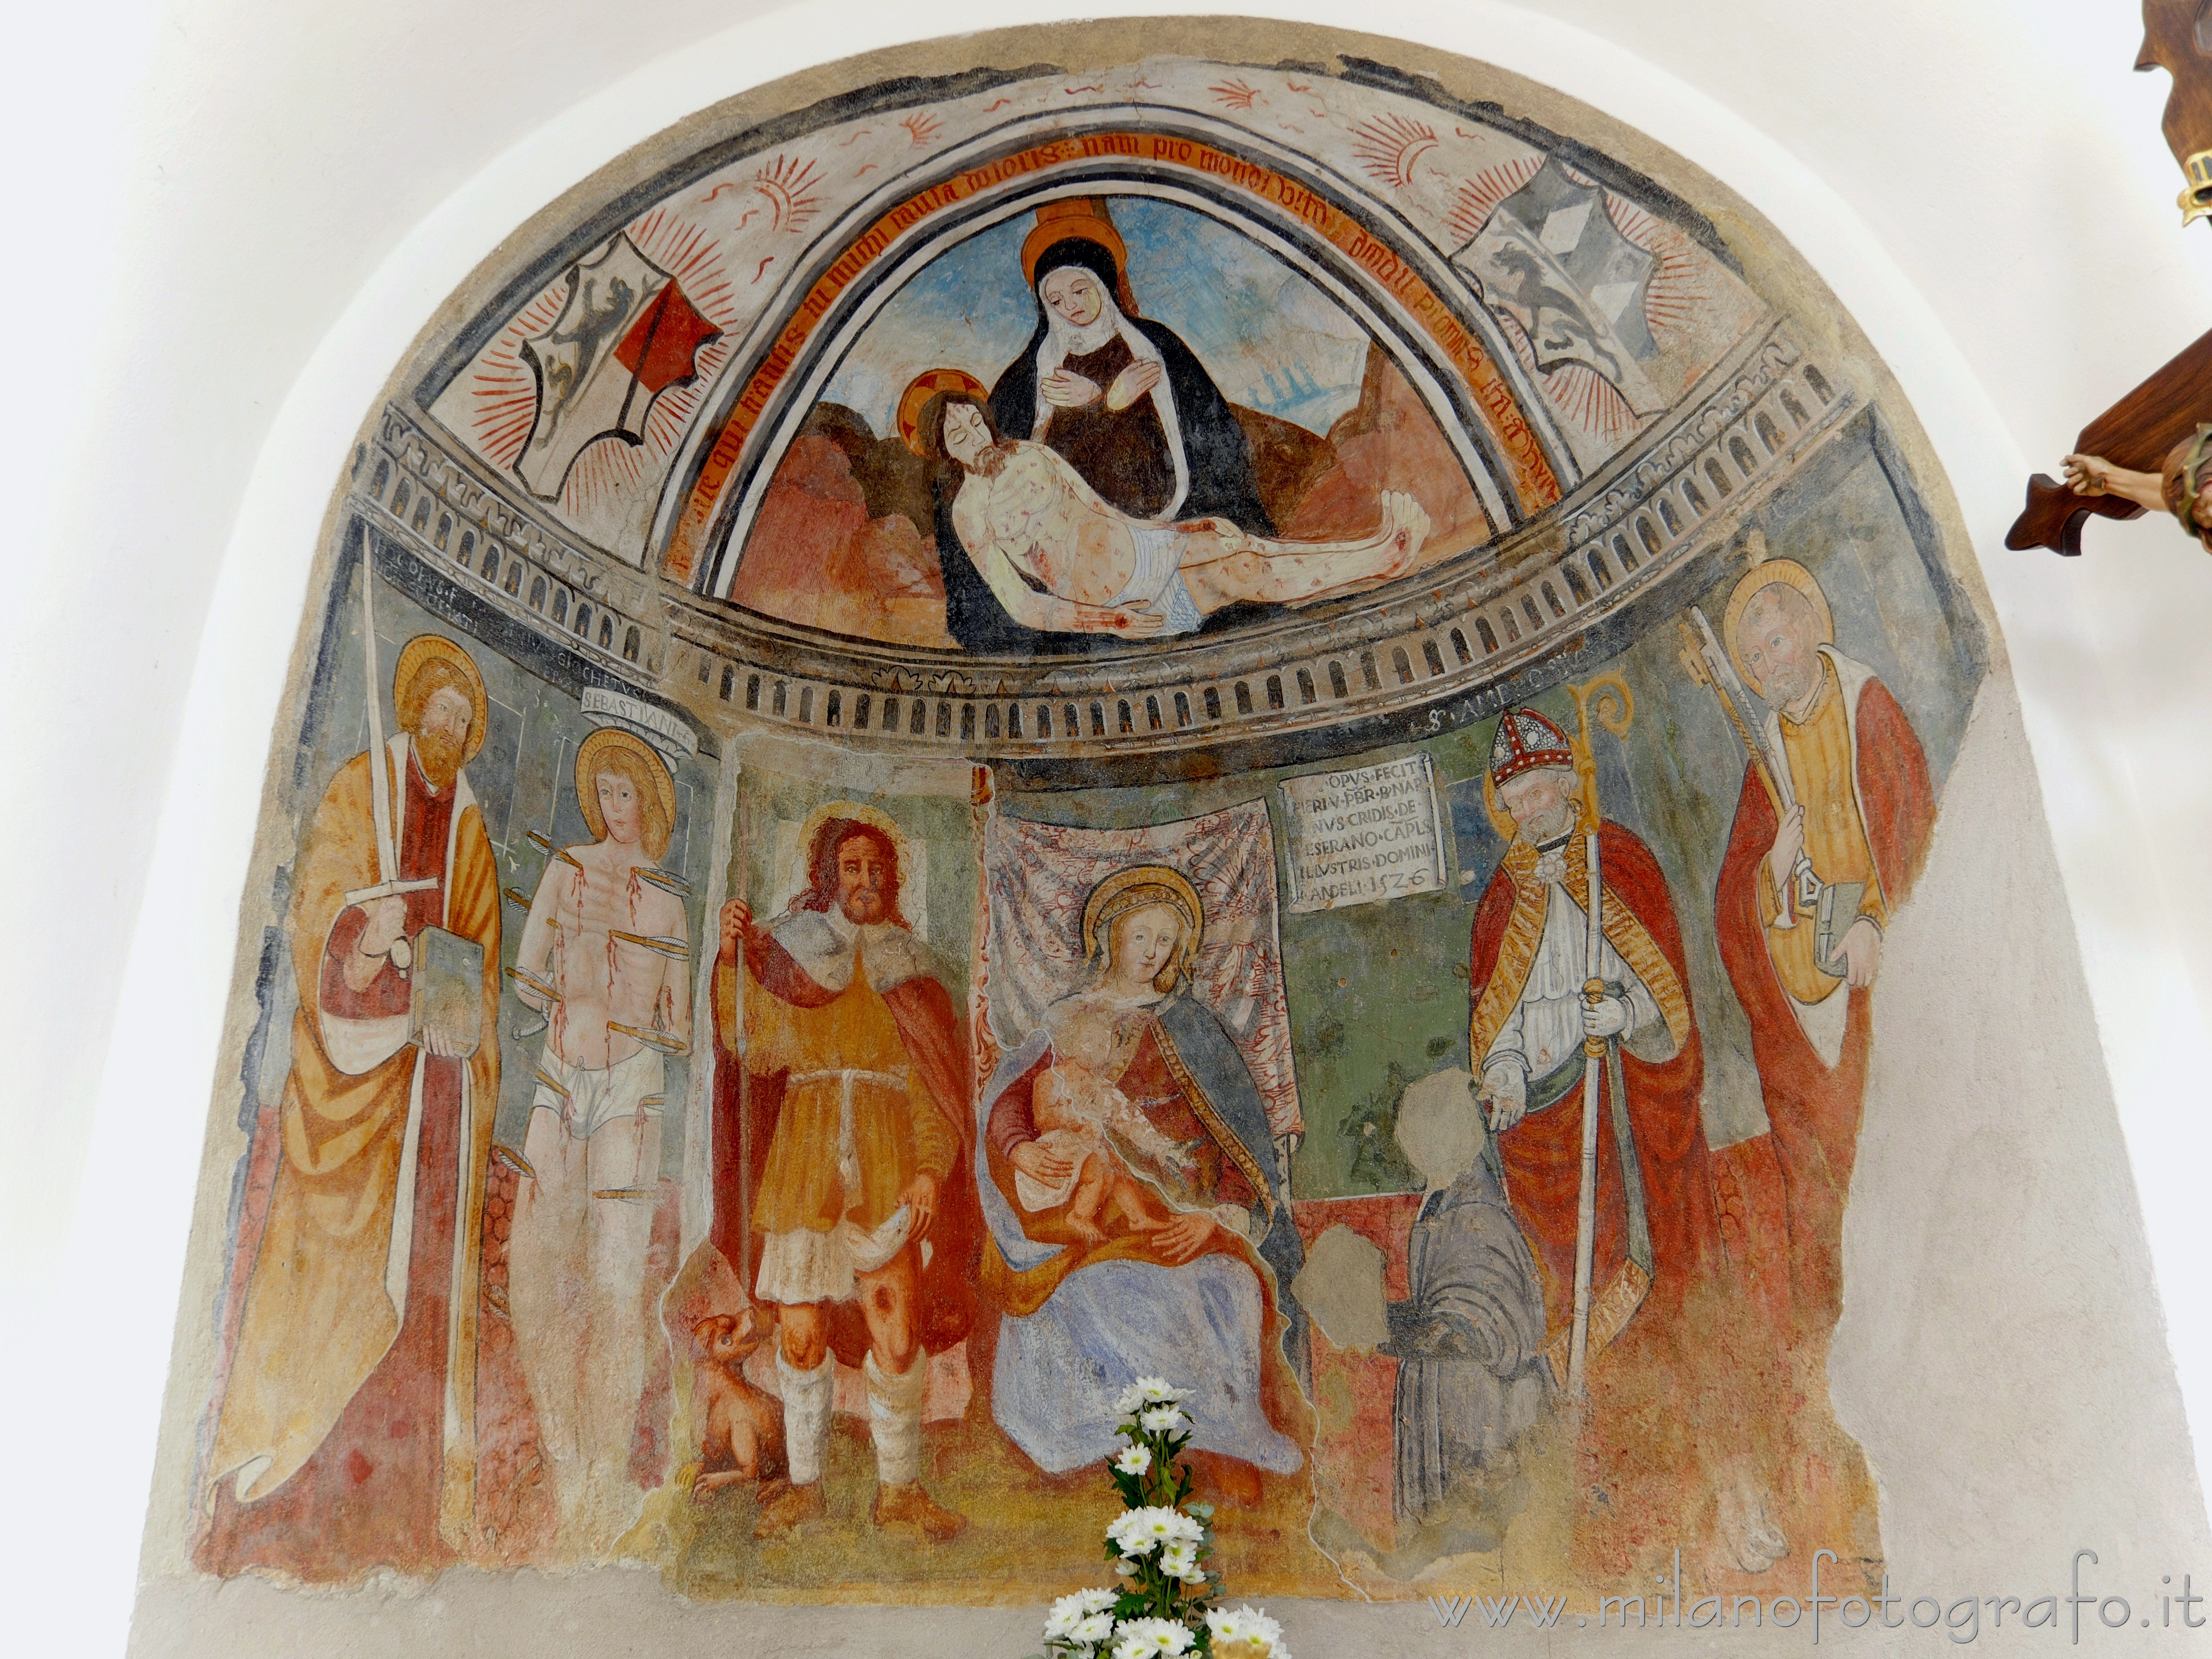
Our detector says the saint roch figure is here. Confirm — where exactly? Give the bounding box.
[201,634,502,1581]
[938,198,1274,648]
[710,806,980,1544]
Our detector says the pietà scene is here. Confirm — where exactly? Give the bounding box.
[134,17,2187,1650]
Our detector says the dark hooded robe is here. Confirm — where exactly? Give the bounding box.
[1384,1159,1551,1533]
[940,237,1274,651]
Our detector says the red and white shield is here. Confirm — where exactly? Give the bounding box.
[513,234,722,501]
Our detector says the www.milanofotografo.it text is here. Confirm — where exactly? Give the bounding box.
[1426,1551,2208,1643]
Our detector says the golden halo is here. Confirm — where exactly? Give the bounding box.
[392,635,488,764]
[795,800,911,892]
[1721,559,1834,697]
[575,727,675,846]
[1080,864,1204,978]
[896,369,990,456]
[1019,198,1138,313]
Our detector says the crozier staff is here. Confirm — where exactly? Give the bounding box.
[1467,704,1784,1568]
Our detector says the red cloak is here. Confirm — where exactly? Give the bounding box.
[708,926,980,1366]
[1715,671,1934,1330]
[1470,819,1739,1571]
[198,743,501,1581]
[1469,820,1723,1338]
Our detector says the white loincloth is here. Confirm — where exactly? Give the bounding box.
[531,1043,665,1140]
[1108,523,1204,636]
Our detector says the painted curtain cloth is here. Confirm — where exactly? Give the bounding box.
[982,801,1301,1139]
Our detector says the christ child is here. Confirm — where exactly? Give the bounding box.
[1020,1001,1182,1244]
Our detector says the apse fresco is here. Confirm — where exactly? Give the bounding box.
[426,55,1765,655]
[167,29,2024,1628]
[730,194,1491,648]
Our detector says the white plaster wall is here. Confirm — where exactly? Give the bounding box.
[7,1,2212,1652]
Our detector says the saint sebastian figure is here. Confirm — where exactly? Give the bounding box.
[710,807,978,1542]
[1713,559,1934,1333]
[506,727,690,1561]
[1468,708,1775,1574]
[200,635,501,1580]
[909,382,1426,639]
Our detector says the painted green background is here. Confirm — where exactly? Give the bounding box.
[1002,422,1984,1200]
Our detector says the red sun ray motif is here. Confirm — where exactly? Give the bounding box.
[1605,196,1712,338]
[899,110,943,148]
[535,208,742,506]
[1210,77,1262,110]
[468,286,571,466]
[1447,156,1543,245]
[753,154,826,233]
[459,202,739,503]
[1491,305,1644,447]
[1546,362,1641,445]
[1351,112,1440,190]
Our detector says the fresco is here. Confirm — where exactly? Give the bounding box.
[165,27,2028,1632]
[194,537,717,1579]
[730,194,1477,649]
[423,53,1765,656]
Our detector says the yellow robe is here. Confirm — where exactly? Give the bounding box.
[1758,659,1887,1005]
[744,963,959,1237]
[209,742,501,1540]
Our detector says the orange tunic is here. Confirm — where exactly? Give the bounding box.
[744,962,961,1236]
[709,922,981,1364]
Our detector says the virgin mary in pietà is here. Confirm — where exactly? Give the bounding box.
[942,198,1273,647]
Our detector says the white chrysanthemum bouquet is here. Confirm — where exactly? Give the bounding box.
[1029,1379,1289,1659]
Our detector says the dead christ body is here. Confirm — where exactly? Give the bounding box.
[934,396,1429,637]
